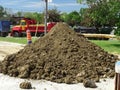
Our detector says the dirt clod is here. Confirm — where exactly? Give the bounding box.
[83,79,97,88]
[0,22,118,84]
[19,81,32,89]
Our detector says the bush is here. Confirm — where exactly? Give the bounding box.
[116,36,120,40]
[114,28,120,36]
[114,22,120,36]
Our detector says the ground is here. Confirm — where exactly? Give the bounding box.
[0,41,119,90]
[0,41,24,61]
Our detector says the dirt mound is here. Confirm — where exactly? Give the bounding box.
[0,23,118,84]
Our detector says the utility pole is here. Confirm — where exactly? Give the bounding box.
[44,0,48,35]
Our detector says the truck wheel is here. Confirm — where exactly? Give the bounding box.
[13,32,20,37]
[0,32,7,37]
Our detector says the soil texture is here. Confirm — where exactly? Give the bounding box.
[0,23,118,84]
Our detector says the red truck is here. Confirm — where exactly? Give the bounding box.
[11,18,56,37]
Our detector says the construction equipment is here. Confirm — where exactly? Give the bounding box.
[11,18,56,37]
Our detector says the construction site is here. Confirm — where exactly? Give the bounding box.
[0,0,120,90]
[0,23,119,90]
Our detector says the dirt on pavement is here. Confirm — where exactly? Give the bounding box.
[0,42,24,61]
[0,23,119,84]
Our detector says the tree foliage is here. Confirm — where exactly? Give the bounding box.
[24,12,43,23]
[77,0,97,4]
[47,9,61,22]
[60,12,68,22]
[62,11,81,27]
[24,9,61,23]
[0,5,11,20]
[0,6,5,18]
[77,0,120,26]
[89,0,120,26]
[77,0,120,35]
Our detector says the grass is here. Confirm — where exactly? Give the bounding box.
[0,37,38,44]
[91,40,120,54]
[0,37,120,54]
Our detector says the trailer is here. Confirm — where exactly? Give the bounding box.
[0,21,10,37]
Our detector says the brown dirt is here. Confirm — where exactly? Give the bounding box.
[19,81,32,89]
[0,23,118,84]
[83,79,97,88]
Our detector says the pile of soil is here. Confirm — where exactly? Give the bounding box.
[0,23,118,84]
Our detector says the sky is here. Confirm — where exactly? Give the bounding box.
[0,0,87,13]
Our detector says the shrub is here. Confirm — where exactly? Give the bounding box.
[114,28,120,36]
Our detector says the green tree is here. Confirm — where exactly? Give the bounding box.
[24,12,43,23]
[0,6,5,18]
[77,0,97,4]
[47,9,61,22]
[60,12,68,22]
[79,8,92,26]
[77,0,120,35]
[32,12,43,23]
[16,12,23,17]
[65,11,81,27]
[77,0,120,26]
[89,0,120,26]
[0,5,9,20]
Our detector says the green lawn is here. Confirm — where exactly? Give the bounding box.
[0,37,38,44]
[0,37,120,54]
[91,40,120,54]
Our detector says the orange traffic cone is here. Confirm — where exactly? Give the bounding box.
[26,29,32,44]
